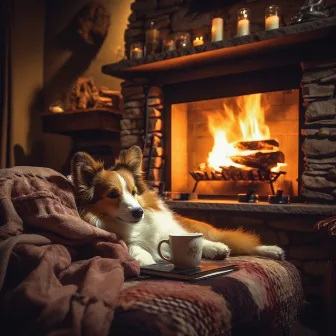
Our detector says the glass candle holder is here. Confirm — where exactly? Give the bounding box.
[211,17,224,42]
[145,21,161,55]
[130,42,144,60]
[265,5,280,30]
[174,32,191,50]
[162,36,175,52]
[237,8,251,37]
[193,36,204,47]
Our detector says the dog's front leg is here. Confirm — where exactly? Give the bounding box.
[128,244,155,266]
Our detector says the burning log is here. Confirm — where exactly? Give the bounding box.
[234,139,279,151]
[230,151,285,170]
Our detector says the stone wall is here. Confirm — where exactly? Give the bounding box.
[121,81,164,190]
[172,207,329,299]
[301,61,336,203]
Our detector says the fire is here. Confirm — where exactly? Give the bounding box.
[205,93,286,172]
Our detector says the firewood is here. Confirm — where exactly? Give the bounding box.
[95,96,113,108]
[234,139,279,151]
[230,151,285,170]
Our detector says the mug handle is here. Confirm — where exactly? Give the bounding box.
[157,239,171,262]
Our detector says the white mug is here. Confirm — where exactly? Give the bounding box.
[157,233,203,269]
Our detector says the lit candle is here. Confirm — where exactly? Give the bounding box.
[265,5,280,31]
[237,19,250,36]
[265,15,279,30]
[131,47,143,59]
[237,8,251,37]
[211,18,224,42]
[193,37,204,47]
[130,42,144,59]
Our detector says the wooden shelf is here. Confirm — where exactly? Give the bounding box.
[42,108,122,136]
[102,17,336,85]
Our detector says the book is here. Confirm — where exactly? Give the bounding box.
[140,260,239,282]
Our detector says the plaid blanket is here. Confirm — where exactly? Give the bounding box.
[111,256,304,336]
[0,166,304,336]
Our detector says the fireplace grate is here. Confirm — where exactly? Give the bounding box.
[189,168,286,195]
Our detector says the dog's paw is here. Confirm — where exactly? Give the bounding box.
[254,245,285,260]
[129,245,156,266]
[202,241,230,260]
[137,253,156,266]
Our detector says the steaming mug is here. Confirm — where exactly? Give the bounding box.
[157,233,203,269]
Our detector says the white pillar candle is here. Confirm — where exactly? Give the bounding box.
[237,19,250,36]
[265,15,280,30]
[211,18,224,42]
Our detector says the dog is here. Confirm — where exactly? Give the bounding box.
[71,145,285,266]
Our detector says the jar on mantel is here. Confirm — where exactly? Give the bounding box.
[174,32,191,50]
[145,21,161,55]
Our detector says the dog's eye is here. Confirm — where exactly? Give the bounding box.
[107,190,119,199]
[132,189,137,196]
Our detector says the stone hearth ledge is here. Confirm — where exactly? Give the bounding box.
[166,200,336,216]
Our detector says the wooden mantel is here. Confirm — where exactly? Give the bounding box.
[102,17,336,85]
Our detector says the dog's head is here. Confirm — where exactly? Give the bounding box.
[71,146,147,224]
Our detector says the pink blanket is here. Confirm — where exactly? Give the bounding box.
[0,166,139,336]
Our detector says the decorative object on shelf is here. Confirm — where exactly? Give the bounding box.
[268,190,290,204]
[237,8,251,37]
[265,5,280,30]
[174,32,191,50]
[288,0,330,25]
[130,42,144,59]
[211,17,224,42]
[145,21,160,55]
[193,36,204,47]
[162,36,175,52]
[69,76,120,111]
[238,190,259,203]
[49,100,64,113]
[76,2,111,46]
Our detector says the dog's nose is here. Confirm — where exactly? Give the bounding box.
[131,208,144,220]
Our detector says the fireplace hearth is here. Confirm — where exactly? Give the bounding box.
[102,2,336,204]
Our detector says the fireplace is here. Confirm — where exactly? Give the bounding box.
[163,63,305,200]
[102,3,336,204]
[170,90,299,198]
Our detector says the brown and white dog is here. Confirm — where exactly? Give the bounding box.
[71,145,285,266]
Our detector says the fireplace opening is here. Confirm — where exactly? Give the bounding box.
[170,90,300,198]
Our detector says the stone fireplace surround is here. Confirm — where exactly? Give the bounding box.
[103,0,336,205]
[102,0,336,313]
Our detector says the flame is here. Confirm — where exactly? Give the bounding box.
[205,93,286,172]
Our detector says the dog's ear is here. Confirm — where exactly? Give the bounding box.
[115,145,147,194]
[116,145,143,175]
[71,152,104,201]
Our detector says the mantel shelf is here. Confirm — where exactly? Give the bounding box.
[102,17,336,85]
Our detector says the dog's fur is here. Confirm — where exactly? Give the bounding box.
[71,146,285,266]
